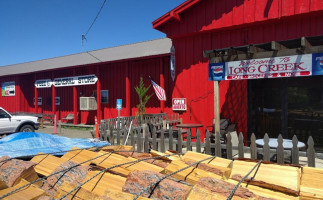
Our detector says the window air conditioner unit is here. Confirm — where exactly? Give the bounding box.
[80,97,97,110]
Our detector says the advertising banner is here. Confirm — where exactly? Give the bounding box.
[2,82,15,96]
[172,98,187,111]
[35,79,52,88]
[208,53,323,81]
[53,74,98,87]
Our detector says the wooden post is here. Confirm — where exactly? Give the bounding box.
[58,120,62,134]
[215,131,221,157]
[205,130,211,155]
[263,133,270,161]
[226,133,232,159]
[137,128,142,153]
[292,135,299,164]
[196,130,201,153]
[161,129,165,152]
[277,134,284,164]
[214,81,220,133]
[307,136,315,167]
[238,133,244,158]
[169,127,174,150]
[250,133,257,160]
[186,129,192,152]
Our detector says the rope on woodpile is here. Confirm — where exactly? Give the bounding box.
[58,153,183,200]
[0,149,137,199]
[226,160,262,200]
[133,156,217,200]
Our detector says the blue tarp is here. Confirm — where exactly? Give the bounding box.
[0,132,110,158]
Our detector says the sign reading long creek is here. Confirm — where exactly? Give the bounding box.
[53,74,98,87]
[208,54,323,81]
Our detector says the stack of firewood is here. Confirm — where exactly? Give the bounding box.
[0,146,322,199]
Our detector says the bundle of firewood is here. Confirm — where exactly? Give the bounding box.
[0,146,322,199]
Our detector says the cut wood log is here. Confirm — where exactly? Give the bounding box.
[0,156,40,187]
[150,149,181,161]
[300,167,323,199]
[182,151,233,168]
[31,153,65,177]
[229,160,300,196]
[163,159,223,185]
[227,180,299,200]
[102,188,150,200]
[183,160,232,179]
[60,147,108,165]
[93,151,164,176]
[101,145,134,152]
[42,160,90,197]
[187,177,259,200]
[0,179,46,200]
[122,170,191,200]
[55,181,100,200]
[81,171,126,196]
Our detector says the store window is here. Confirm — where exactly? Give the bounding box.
[93,90,109,104]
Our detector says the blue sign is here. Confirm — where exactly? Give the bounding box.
[208,63,225,81]
[312,53,323,76]
[116,99,122,110]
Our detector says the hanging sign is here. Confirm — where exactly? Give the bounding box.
[53,74,98,87]
[209,54,318,81]
[35,79,52,88]
[172,98,187,111]
[170,45,176,81]
[1,81,15,96]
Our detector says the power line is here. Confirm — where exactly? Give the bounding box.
[82,0,107,51]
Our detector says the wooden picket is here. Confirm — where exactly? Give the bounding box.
[98,120,321,167]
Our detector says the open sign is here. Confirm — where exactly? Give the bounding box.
[172,98,187,111]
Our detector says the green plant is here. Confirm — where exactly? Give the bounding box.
[135,77,152,120]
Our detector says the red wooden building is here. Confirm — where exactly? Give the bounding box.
[0,0,323,143]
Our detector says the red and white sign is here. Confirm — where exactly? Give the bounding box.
[225,54,312,80]
[172,98,187,111]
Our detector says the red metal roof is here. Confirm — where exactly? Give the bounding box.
[152,0,201,31]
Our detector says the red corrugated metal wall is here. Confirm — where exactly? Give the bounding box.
[157,0,323,38]
[0,55,170,125]
[154,0,323,137]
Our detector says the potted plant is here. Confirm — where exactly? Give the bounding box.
[135,77,152,123]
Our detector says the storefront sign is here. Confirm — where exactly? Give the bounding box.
[209,53,323,81]
[1,82,15,96]
[53,74,98,87]
[170,45,176,81]
[172,98,187,111]
[35,79,52,88]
